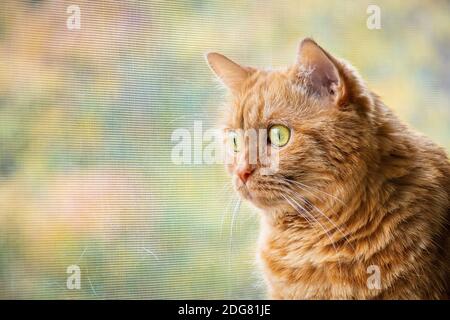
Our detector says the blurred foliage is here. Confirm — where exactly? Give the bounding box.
[0,0,448,299]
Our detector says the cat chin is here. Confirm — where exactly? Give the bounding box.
[236,187,258,203]
[235,181,282,209]
[238,190,281,210]
[237,187,253,201]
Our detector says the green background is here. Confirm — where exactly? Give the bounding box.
[0,0,448,299]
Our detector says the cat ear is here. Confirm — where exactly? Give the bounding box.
[295,38,346,105]
[205,52,253,93]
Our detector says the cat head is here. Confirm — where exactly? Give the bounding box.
[206,38,375,212]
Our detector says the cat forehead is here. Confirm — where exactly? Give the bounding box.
[226,72,310,128]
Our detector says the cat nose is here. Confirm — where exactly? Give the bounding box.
[237,166,255,184]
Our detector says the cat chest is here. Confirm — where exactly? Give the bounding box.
[257,243,370,299]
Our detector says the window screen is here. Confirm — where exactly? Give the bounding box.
[0,0,448,299]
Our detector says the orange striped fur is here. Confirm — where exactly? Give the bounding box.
[206,39,450,299]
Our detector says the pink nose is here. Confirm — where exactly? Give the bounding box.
[237,167,254,184]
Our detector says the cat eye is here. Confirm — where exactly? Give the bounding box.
[227,130,241,153]
[268,124,290,147]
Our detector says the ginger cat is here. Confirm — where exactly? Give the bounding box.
[206,38,450,299]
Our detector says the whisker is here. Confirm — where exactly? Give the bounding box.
[283,183,355,250]
[278,177,353,246]
[227,198,242,299]
[283,192,343,278]
[230,198,242,250]
[284,192,336,247]
[301,197,355,250]
[283,178,346,206]
[281,193,313,226]
[215,182,233,199]
[219,191,238,239]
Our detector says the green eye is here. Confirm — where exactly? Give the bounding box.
[269,125,290,147]
[228,131,241,152]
